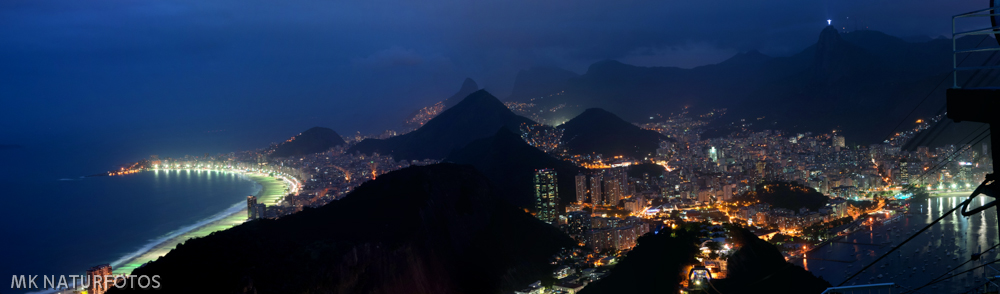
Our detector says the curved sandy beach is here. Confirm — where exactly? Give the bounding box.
[110,171,290,275]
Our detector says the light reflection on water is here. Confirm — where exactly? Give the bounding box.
[797,194,999,293]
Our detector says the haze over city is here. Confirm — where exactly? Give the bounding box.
[0,0,983,155]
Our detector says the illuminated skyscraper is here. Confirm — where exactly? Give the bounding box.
[247,195,258,219]
[534,169,559,224]
[86,264,113,294]
[590,174,603,205]
[602,167,627,206]
[833,135,846,148]
[899,159,909,185]
[575,173,587,203]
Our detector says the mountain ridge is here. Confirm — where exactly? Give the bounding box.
[351,90,537,161]
[560,108,669,159]
[270,127,346,158]
[503,27,962,143]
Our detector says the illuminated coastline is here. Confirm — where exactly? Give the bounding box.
[110,168,299,275]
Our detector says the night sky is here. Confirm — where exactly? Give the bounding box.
[0,0,984,157]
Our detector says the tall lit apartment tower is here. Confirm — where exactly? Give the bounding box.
[247,195,258,219]
[575,173,587,203]
[534,169,559,224]
[86,264,113,294]
[899,159,910,185]
[708,146,718,163]
[603,167,627,206]
[603,176,618,206]
[832,135,846,148]
[590,174,603,205]
[755,161,767,182]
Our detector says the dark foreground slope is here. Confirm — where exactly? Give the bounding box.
[560,108,669,158]
[118,164,575,294]
[713,226,831,294]
[350,90,536,161]
[270,127,346,158]
[581,226,830,294]
[446,128,581,209]
[579,229,699,294]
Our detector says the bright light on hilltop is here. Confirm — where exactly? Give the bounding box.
[827,19,831,25]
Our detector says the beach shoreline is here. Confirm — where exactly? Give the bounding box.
[110,170,291,275]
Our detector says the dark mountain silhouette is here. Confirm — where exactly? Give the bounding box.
[445,128,581,209]
[581,225,830,294]
[119,164,576,294]
[559,108,669,159]
[506,27,971,143]
[506,66,579,101]
[442,78,480,109]
[403,78,480,128]
[269,127,346,158]
[734,182,829,212]
[627,162,666,179]
[350,90,537,161]
[713,226,831,294]
[578,229,699,294]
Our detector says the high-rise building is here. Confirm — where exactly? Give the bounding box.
[575,173,587,203]
[590,174,603,205]
[604,176,619,206]
[584,217,649,252]
[899,160,910,185]
[86,264,113,294]
[247,195,258,219]
[755,161,769,182]
[255,203,267,220]
[566,210,591,241]
[833,136,846,148]
[602,167,628,206]
[534,169,559,224]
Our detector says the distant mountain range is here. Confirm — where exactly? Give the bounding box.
[501,27,1000,143]
[507,66,579,101]
[445,127,581,209]
[123,164,576,293]
[350,90,536,161]
[559,108,669,159]
[269,127,346,158]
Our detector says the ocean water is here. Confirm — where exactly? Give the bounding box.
[0,143,258,293]
[798,194,1000,293]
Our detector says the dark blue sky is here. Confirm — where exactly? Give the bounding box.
[0,0,984,157]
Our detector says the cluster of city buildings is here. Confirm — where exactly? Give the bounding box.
[97,104,993,294]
